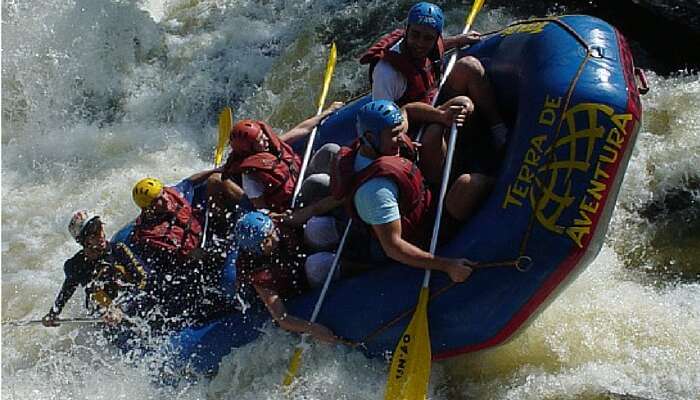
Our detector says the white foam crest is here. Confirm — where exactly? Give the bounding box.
[2,324,212,400]
[1,121,196,182]
[2,0,164,133]
[208,326,389,400]
[441,246,700,399]
[138,0,167,23]
[121,0,350,127]
[606,71,700,276]
[616,71,700,206]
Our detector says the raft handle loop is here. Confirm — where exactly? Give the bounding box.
[634,67,649,95]
[515,256,533,272]
[590,46,605,58]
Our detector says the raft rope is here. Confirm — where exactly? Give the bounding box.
[354,17,596,348]
[354,257,532,346]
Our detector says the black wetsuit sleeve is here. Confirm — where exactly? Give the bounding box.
[50,259,81,315]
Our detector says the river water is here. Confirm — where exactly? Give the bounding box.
[2,1,699,399]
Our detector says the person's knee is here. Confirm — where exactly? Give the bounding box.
[305,173,330,187]
[319,142,340,155]
[462,173,492,188]
[459,173,494,197]
[300,173,331,205]
[304,252,339,288]
[454,56,486,79]
[206,172,223,191]
[315,143,340,166]
[304,216,340,251]
[446,173,494,221]
[308,143,341,175]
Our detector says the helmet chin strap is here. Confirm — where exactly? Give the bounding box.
[360,134,381,157]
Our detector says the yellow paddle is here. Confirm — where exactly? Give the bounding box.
[282,222,351,388]
[282,42,338,387]
[201,106,234,248]
[289,41,338,208]
[215,107,233,167]
[384,1,485,399]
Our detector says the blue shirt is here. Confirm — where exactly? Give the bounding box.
[353,154,401,225]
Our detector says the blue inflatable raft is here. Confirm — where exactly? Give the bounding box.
[116,15,646,375]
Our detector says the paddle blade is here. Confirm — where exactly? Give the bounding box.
[384,287,431,400]
[282,346,304,386]
[316,42,337,112]
[465,0,485,28]
[214,107,233,167]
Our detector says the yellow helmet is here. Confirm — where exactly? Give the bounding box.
[132,177,164,209]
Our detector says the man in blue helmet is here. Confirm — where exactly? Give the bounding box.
[232,211,341,343]
[360,2,508,183]
[284,100,489,282]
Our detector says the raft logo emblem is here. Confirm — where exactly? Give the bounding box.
[503,96,634,248]
[501,21,549,36]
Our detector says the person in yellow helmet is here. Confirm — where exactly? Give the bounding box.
[42,210,148,327]
[130,168,221,264]
[129,169,236,327]
[131,176,203,262]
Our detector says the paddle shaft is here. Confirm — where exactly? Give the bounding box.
[290,43,337,209]
[422,122,459,286]
[415,1,483,143]
[384,4,487,399]
[310,221,352,323]
[420,1,484,288]
[290,126,320,209]
[2,317,102,327]
[282,43,339,387]
[201,107,233,248]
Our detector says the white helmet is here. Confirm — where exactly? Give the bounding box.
[68,210,100,243]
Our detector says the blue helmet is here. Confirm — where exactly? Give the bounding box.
[356,100,404,150]
[407,2,444,35]
[234,211,274,254]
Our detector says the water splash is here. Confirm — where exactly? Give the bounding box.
[3,1,699,399]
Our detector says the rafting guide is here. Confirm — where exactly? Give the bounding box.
[43,210,147,327]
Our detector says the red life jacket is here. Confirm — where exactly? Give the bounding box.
[359,28,445,106]
[330,140,432,245]
[133,187,203,259]
[222,121,301,212]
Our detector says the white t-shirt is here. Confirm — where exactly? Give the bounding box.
[241,172,265,199]
[371,41,407,102]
